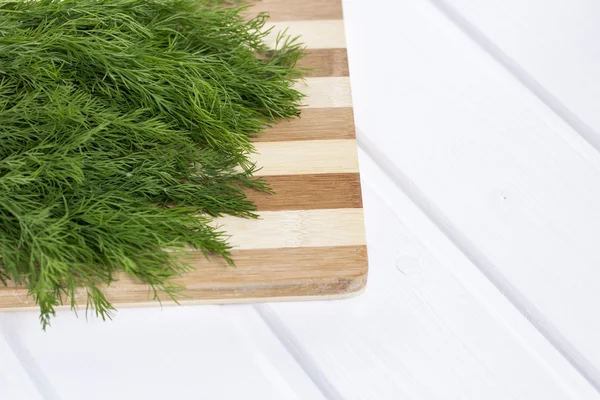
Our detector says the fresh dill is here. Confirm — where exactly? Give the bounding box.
[0,0,305,328]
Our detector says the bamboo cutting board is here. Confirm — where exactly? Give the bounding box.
[0,0,367,310]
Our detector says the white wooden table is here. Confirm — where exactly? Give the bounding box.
[2,0,600,398]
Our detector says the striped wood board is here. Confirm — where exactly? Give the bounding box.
[0,0,367,310]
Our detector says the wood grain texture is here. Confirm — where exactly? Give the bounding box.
[247,173,362,211]
[250,0,343,21]
[177,246,367,286]
[0,0,366,310]
[256,108,355,142]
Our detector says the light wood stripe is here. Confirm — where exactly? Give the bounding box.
[251,139,358,176]
[256,108,355,142]
[247,173,362,211]
[214,208,366,250]
[300,49,349,77]
[297,77,352,109]
[250,0,343,22]
[265,20,346,49]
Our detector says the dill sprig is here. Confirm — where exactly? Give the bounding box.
[0,0,305,328]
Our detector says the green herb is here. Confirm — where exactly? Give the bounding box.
[0,0,305,328]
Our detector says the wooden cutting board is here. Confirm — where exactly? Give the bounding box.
[0,0,367,310]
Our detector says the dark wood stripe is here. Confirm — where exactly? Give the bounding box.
[255,108,355,142]
[0,246,368,308]
[299,49,349,77]
[247,173,362,211]
[249,0,343,21]
[179,245,367,286]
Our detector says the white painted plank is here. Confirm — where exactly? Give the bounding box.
[0,334,44,400]
[439,0,600,148]
[0,306,325,400]
[342,0,600,387]
[262,150,598,399]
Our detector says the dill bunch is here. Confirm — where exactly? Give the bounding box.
[0,0,305,327]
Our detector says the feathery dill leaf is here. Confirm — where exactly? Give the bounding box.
[0,0,306,328]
